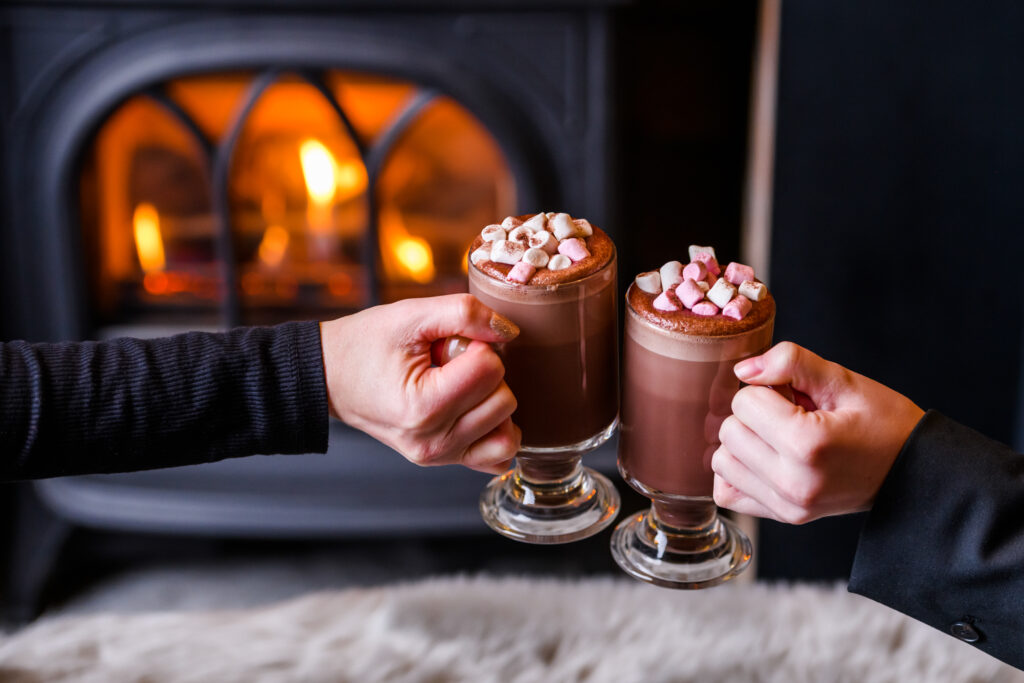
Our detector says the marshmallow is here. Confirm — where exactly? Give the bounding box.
[481,225,506,242]
[676,278,706,309]
[547,254,572,271]
[722,294,752,321]
[653,291,680,312]
[725,261,756,286]
[522,247,550,268]
[634,270,662,294]
[688,245,717,262]
[506,261,536,284]
[508,226,534,244]
[557,237,590,262]
[546,211,557,219]
[470,245,491,266]
[659,261,684,291]
[550,213,578,240]
[500,216,522,230]
[521,213,548,231]
[707,278,737,308]
[691,301,719,317]
[490,239,525,265]
[696,280,710,293]
[682,261,707,282]
[528,230,559,254]
[573,218,594,237]
[693,252,721,276]
[738,280,767,302]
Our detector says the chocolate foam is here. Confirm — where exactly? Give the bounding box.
[470,216,615,286]
[627,280,776,338]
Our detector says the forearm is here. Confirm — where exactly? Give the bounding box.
[849,411,1024,669]
[0,322,328,480]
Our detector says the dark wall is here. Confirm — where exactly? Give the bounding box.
[760,0,1024,580]
[613,2,758,275]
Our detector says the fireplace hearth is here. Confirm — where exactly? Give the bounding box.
[1,0,759,618]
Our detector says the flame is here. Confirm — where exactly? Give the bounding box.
[299,139,337,207]
[395,236,435,283]
[335,158,368,202]
[258,225,290,269]
[381,209,435,283]
[133,202,166,273]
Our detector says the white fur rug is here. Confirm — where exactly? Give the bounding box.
[0,576,1020,683]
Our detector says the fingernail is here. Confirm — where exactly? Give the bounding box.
[489,312,520,340]
[734,357,762,381]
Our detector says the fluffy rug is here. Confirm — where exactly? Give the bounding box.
[0,576,1020,683]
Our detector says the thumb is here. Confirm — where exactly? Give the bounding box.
[411,293,520,345]
[734,342,839,411]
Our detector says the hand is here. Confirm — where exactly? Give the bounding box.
[711,342,925,524]
[319,294,521,474]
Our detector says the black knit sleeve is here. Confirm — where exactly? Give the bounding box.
[0,321,329,480]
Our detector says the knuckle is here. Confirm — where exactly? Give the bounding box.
[780,473,822,509]
[454,292,479,323]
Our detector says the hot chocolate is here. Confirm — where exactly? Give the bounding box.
[619,284,775,500]
[469,212,620,544]
[611,246,774,588]
[468,214,618,452]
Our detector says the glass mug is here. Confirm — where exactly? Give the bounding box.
[467,248,620,544]
[610,289,774,588]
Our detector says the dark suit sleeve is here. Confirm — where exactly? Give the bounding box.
[849,410,1024,670]
[0,321,329,480]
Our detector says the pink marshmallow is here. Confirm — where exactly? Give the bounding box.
[693,252,721,276]
[722,294,752,321]
[557,237,591,262]
[675,278,705,309]
[725,261,755,286]
[691,301,719,317]
[652,291,680,312]
[682,261,707,282]
[506,261,536,284]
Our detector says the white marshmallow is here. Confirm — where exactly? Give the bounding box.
[659,261,684,291]
[707,278,737,308]
[500,215,522,230]
[470,246,491,266]
[573,218,594,237]
[634,270,662,294]
[508,226,534,244]
[688,245,717,261]
[490,239,525,265]
[481,225,506,242]
[547,254,572,271]
[521,213,548,231]
[528,230,559,254]
[549,213,578,240]
[545,211,557,219]
[696,280,710,293]
[738,280,767,302]
[523,248,550,268]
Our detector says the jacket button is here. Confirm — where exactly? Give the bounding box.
[950,621,980,643]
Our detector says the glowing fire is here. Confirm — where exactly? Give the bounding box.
[299,139,337,208]
[258,225,290,269]
[133,202,166,273]
[381,209,435,284]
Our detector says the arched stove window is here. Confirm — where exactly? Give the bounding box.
[80,69,517,333]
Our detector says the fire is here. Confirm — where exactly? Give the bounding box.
[395,236,435,283]
[258,225,290,269]
[299,139,338,208]
[133,202,165,273]
[381,209,435,284]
